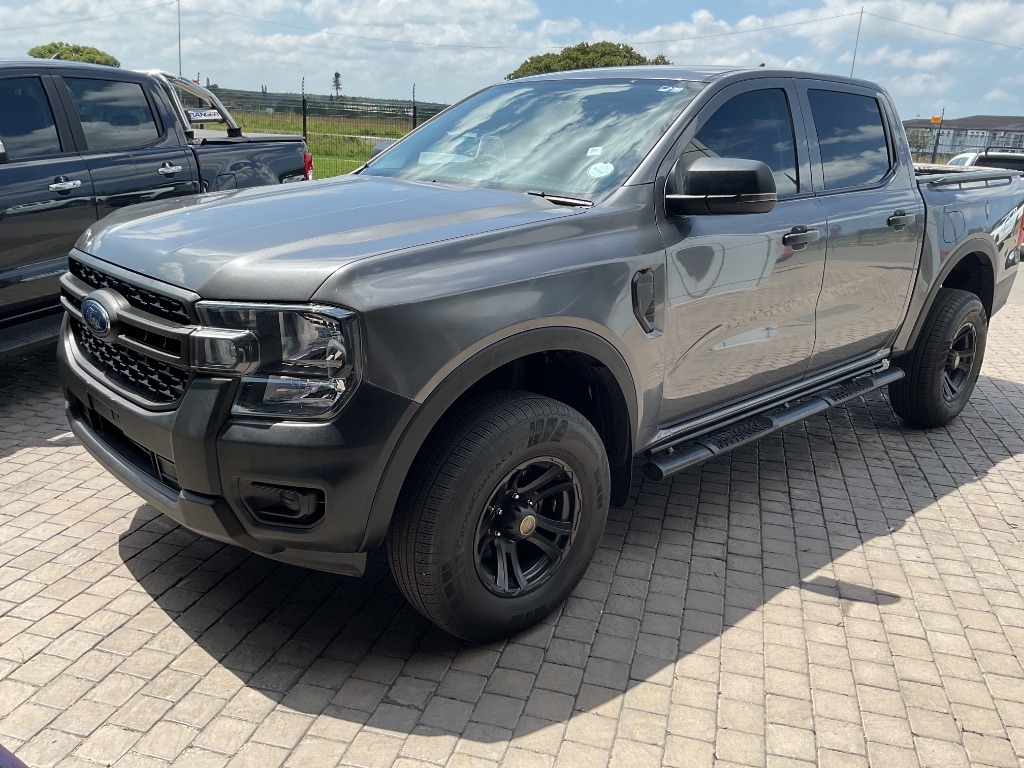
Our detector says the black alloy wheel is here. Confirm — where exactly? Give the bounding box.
[474,457,581,597]
[942,322,977,402]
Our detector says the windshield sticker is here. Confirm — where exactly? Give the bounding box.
[658,85,688,94]
[588,163,614,179]
[587,146,603,156]
[419,152,471,165]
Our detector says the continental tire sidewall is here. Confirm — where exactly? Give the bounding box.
[436,407,608,640]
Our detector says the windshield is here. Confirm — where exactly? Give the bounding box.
[361,78,703,201]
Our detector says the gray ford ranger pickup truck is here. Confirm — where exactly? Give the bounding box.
[57,66,1024,641]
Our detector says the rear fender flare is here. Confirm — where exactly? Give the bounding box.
[896,235,996,354]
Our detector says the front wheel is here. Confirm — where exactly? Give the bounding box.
[387,392,610,643]
[889,287,987,428]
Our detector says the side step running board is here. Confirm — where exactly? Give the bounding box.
[644,367,904,482]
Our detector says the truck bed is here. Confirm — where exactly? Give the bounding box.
[914,163,1024,182]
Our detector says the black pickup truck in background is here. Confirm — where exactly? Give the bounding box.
[0,60,312,357]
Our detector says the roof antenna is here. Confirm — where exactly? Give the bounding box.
[759,63,765,67]
[50,52,62,59]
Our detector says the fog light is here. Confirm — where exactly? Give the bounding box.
[240,479,325,527]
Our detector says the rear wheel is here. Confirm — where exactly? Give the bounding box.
[889,287,987,428]
[387,392,610,643]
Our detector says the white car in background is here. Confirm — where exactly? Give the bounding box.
[948,147,1024,172]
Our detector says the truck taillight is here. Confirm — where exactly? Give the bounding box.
[304,152,314,181]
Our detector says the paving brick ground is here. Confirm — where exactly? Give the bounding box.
[2,309,1024,768]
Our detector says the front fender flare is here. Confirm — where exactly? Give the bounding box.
[359,326,639,551]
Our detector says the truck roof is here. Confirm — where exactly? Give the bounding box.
[0,58,126,73]
[513,65,883,91]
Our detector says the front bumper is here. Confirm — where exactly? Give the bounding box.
[58,317,416,575]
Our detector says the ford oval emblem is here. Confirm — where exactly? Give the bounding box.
[81,298,112,339]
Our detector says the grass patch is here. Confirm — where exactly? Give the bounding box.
[206,110,413,179]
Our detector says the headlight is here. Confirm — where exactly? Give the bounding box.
[194,303,361,419]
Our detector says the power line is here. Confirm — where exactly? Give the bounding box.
[634,12,861,45]
[4,3,1022,58]
[1,1,175,31]
[864,11,1024,52]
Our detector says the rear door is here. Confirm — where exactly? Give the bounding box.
[796,82,924,370]
[657,78,828,424]
[0,71,96,322]
[55,73,198,219]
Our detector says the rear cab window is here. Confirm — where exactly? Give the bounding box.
[807,89,891,190]
[0,77,62,161]
[63,78,161,152]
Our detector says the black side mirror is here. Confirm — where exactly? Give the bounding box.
[667,157,777,217]
[0,137,7,165]
[370,139,396,159]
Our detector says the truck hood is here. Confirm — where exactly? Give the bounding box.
[77,175,582,301]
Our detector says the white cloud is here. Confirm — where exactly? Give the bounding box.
[985,87,1016,103]
[0,0,1020,119]
[860,46,957,70]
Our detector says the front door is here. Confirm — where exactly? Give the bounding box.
[0,73,96,322]
[658,80,827,425]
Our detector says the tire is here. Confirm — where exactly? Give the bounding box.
[889,287,987,428]
[387,392,610,643]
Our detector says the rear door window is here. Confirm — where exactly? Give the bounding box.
[0,77,62,160]
[64,78,161,152]
[807,90,891,190]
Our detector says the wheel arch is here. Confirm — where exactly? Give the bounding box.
[360,327,639,551]
[897,236,996,355]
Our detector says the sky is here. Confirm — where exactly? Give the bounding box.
[2,0,1023,119]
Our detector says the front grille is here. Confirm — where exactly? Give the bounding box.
[73,320,190,403]
[70,259,191,324]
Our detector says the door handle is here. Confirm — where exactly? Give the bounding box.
[158,163,183,176]
[48,178,82,192]
[781,225,820,247]
[888,209,915,230]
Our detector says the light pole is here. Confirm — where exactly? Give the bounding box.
[931,109,945,164]
[177,0,182,76]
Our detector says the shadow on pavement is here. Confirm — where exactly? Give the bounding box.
[105,364,1024,742]
[0,344,79,465]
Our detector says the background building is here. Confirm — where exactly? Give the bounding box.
[903,115,1024,159]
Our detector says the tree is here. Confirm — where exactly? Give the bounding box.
[506,42,671,80]
[27,42,119,67]
[332,72,342,97]
[906,128,932,156]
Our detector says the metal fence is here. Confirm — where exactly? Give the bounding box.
[204,87,449,178]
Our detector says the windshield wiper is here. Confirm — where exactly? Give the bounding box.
[526,190,593,207]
